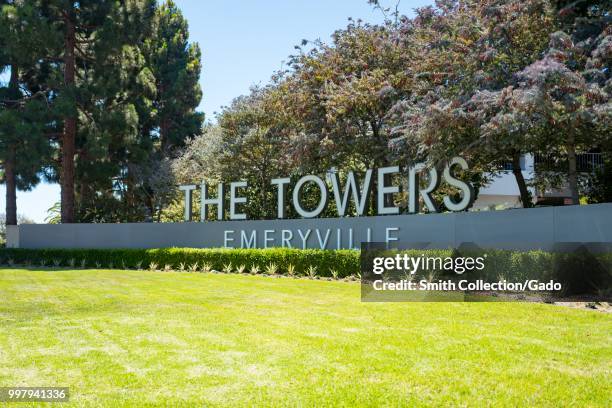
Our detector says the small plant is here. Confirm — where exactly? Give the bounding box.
[178,262,186,271]
[68,258,76,268]
[52,258,61,267]
[164,264,172,272]
[108,261,114,269]
[306,265,317,278]
[80,259,87,268]
[95,261,102,269]
[39,259,47,267]
[188,262,199,272]
[330,269,339,279]
[7,258,15,267]
[403,271,415,282]
[265,262,278,275]
[121,260,128,270]
[23,259,32,266]
[135,260,143,270]
[426,271,437,284]
[222,262,233,274]
[200,262,212,273]
[250,265,260,275]
[149,262,159,271]
[236,264,246,274]
[286,264,296,276]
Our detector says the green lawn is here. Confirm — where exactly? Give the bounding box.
[0,269,610,407]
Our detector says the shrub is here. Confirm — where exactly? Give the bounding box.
[265,262,278,275]
[287,264,296,276]
[306,265,317,278]
[0,247,360,278]
[3,247,604,292]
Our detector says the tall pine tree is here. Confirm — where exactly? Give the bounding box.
[0,1,52,225]
[37,0,155,223]
[148,0,203,153]
[128,0,203,220]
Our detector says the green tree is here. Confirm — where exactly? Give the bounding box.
[147,0,203,152]
[271,17,412,213]
[74,37,156,223]
[109,1,204,222]
[0,0,53,225]
[142,0,611,220]
[123,0,203,222]
[587,154,612,203]
[36,0,155,223]
[388,0,558,208]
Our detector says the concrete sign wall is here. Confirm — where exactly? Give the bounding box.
[7,203,612,250]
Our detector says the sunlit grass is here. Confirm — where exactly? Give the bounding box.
[0,268,610,407]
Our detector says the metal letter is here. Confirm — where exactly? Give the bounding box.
[408,164,440,213]
[240,230,256,248]
[230,181,247,220]
[316,228,331,249]
[298,229,311,249]
[271,177,291,219]
[292,175,328,218]
[264,229,275,248]
[386,227,399,243]
[179,185,197,221]
[443,157,474,212]
[281,229,293,248]
[377,166,400,215]
[224,230,235,248]
[201,181,224,221]
[328,170,373,216]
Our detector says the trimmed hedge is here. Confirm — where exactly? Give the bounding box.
[0,247,361,278]
[0,248,609,294]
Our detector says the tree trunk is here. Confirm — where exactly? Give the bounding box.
[156,209,162,223]
[160,117,170,152]
[566,135,579,205]
[153,195,161,223]
[4,146,17,226]
[511,152,532,208]
[78,179,88,220]
[61,14,77,223]
[5,66,19,225]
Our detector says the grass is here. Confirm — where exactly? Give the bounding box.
[0,268,610,407]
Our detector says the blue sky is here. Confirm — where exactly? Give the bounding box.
[1,0,432,223]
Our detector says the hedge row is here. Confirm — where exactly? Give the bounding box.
[0,248,361,278]
[0,248,609,293]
